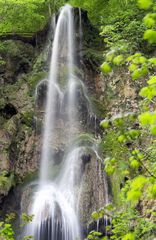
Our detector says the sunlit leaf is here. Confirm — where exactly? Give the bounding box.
[137,0,153,10]
[100,62,112,73]
[144,29,156,44]
[147,76,156,85]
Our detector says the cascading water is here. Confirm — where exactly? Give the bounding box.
[22,4,110,240]
[24,5,82,240]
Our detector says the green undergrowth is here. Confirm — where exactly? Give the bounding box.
[0,0,66,36]
[100,130,127,206]
[0,171,15,196]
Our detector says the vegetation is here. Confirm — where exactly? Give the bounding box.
[0,213,34,240]
[94,0,156,239]
[0,0,156,239]
[0,0,66,35]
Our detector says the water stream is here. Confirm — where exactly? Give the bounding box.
[24,5,81,240]
[22,4,109,240]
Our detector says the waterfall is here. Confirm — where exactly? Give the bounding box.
[24,5,82,240]
[22,4,110,240]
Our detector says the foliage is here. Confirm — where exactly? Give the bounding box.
[0,213,34,240]
[0,171,15,195]
[0,0,66,36]
[88,0,156,239]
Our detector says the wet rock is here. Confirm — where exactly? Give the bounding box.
[79,151,109,227]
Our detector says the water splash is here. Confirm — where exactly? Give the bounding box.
[25,184,80,240]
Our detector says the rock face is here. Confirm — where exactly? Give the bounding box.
[0,7,111,234]
[79,152,108,225]
[0,38,42,201]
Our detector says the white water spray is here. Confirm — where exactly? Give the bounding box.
[25,5,82,240]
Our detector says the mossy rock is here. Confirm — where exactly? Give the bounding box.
[0,79,26,109]
[21,110,34,128]
[27,71,48,92]
[72,133,94,147]
[4,115,19,135]
[82,48,103,67]
[0,171,15,196]
[0,40,35,84]
[90,96,106,117]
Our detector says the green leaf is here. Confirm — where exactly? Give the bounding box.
[100,62,112,73]
[113,55,124,65]
[122,232,135,240]
[100,119,110,128]
[105,203,114,211]
[127,190,142,202]
[138,56,147,64]
[144,14,156,28]
[105,164,115,175]
[128,129,140,139]
[130,160,140,169]
[144,29,156,44]
[149,184,156,198]
[150,125,156,135]
[138,112,152,125]
[148,58,156,65]
[106,51,115,62]
[147,76,156,85]
[139,86,150,98]
[128,63,137,72]
[131,175,147,190]
[91,211,99,220]
[113,118,124,127]
[137,0,153,10]
[131,69,141,80]
[126,56,134,62]
[134,53,142,57]
[118,135,126,143]
[139,85,156,100]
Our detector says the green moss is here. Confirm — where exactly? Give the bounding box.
[72,133,94,147]
[82,48,103,66]
[0,171,15,195]
[4,116,18,135]
[0,78,26,109]
[90,96,106,117]
[27,71,48,90]
[21,110,34,128]
[0,98,6,109]
[0,41,20,56]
